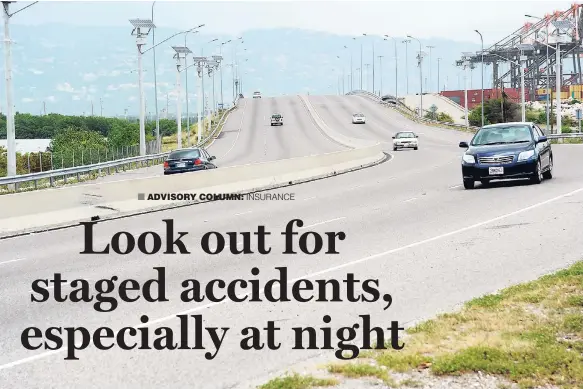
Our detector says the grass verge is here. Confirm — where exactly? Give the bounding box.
[258,373,338,389]
[327,260,583,389]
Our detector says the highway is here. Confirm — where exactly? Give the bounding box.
[1,95,583,388]
[75,96,345,186]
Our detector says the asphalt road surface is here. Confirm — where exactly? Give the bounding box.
[1,95,582,388]
[64,96,344,187]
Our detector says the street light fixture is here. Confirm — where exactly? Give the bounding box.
[130,18,155,156]
[407,35,423,117]
[172,46,191,149]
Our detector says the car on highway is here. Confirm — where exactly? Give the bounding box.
[459,122,552,189]
[253,91,262,99]
[163,147,217,175]
[352,113,366,124]
[392,131,419,151]
[270,113,284,126]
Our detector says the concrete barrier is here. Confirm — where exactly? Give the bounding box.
[297,94,378,149]
[0,144,387,237]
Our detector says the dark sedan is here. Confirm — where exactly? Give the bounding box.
[459,122,553,189]
[163,147,217,175]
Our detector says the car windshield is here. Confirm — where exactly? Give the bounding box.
[471,125,533,146]
[354,113,363,117]
[272,114,281,118]
[168,149,201,159]
[396,132,415,138]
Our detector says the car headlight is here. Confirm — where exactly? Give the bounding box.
[462,154,475,164]
[517,150,535,162]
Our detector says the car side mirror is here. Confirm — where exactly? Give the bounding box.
[415,135,419,138]
[392,136,395,139]
[209,156,216,160]
[538,136,547,143]
[459,141,469,148]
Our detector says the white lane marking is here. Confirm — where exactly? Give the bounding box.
[4,186,582,370]
[299,217,346,230]
[234,211,252,216]
[0,258,26,266]
[347,185,361,191]
[449,185,462,189]
[222,99,248,158]
[303,196,317,201]
[404,197,417,202]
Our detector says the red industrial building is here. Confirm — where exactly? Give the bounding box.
[440,88,529,110]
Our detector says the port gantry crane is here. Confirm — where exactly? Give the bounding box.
[458,4,583,102]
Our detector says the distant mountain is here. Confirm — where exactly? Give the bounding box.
[0,24,485,120]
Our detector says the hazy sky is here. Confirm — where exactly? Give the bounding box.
[13,0,574,44]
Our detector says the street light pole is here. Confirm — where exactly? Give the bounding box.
[130,19,155,156]
[475,29,484,127]
[384,36,398,100]
[151,2,160,152]
[526,14,551,132]
[408,35,423,117]
[2,1,15,183]
[426,45,435,93]
[437,58,441,93]
[172,46,191,149]
[402,39,411,94]
[378,55,384,95]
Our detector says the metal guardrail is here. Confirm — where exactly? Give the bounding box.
[347,90,583,141]
[0,102,239,191]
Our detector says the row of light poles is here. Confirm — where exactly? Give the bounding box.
[130,14,246,157]
[340,34,440,118]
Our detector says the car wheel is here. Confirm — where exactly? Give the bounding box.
[463,179,475,189]
[530,159,543,184]
[480,179,490,187]
[414,146,418,150]
[542,156,553,179]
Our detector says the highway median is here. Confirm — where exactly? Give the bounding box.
[0,144,387,238]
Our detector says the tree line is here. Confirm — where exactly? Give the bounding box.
[0,112,183,142]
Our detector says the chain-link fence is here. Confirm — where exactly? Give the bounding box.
[0,140,158,176]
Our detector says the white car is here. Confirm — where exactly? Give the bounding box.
[392,131,419,150]
[253,91,262,99]
[352,113,366,124]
